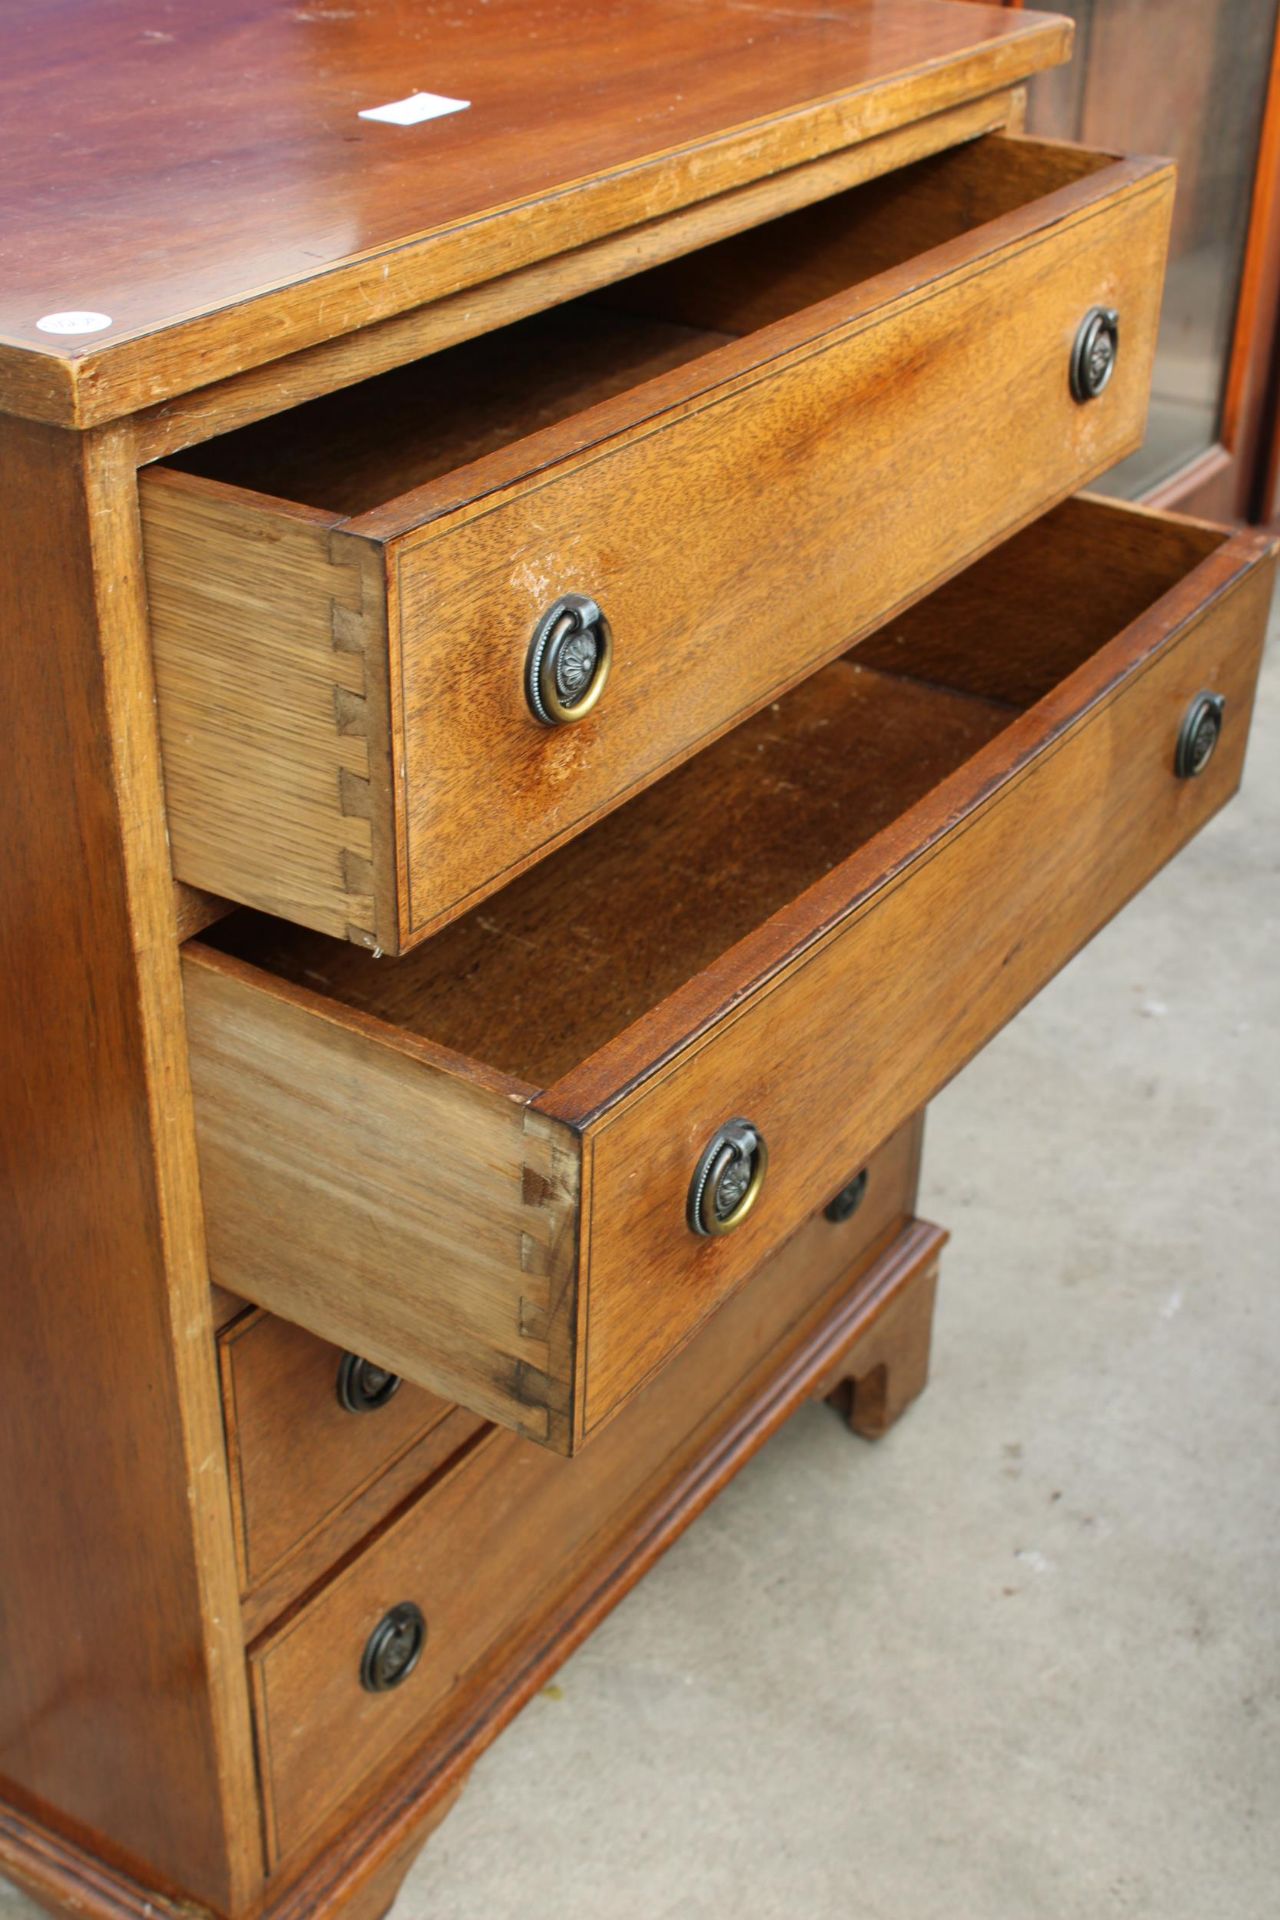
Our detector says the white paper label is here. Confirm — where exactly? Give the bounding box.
[36,310,112,335]
[358,91,469,127]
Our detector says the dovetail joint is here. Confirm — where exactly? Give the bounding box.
[331,601,367,656]
[333,684,367,736]
[337,766,374,820]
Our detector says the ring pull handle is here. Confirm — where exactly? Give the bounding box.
[688,1118,769,1238]
[525,593,613,726]
[336,1352,402,1413]
[1174,691,1225,779]
[360,1603,426,1693]
[1070,306,1119,402]
[825,1167,869,1223]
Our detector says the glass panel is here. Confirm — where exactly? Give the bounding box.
[1028,0,1278,496]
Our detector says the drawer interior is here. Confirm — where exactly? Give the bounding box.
[165,135,1115,518]
[201,498,1226,1088]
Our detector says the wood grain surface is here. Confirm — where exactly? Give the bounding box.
[820,1252,939,1436]
[212,663,1013,1085]
[256,1223,945,1920]
[0,0,1071,424]
[238,1409,489,1646]
[143,471,396,946]
[146,136,1172,950]
[220,1311,456,1592]
[0,418,260,1908]
[12,1207,935,1906]
[130,84,1027,467]
[378,140,1170,950]
[182,953,580,1449]
[170,309,739,517]
[190,500,1273,1450]
[853,493,1228,704]
[570,520,1274,1433]
[248,1118,926,1863]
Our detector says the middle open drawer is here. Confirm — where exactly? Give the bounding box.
[146,133,1172,954]
[182,498,1273,1456]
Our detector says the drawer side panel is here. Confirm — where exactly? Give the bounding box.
[142,470,397,948]
[182,955,580,1447]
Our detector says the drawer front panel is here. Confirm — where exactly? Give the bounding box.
[249,1117,922,1863]
[221,1311,456,1591]
[576,557,1271,1433]
[392,170,1171,938]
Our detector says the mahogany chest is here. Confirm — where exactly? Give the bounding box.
[0,5,1270,1917]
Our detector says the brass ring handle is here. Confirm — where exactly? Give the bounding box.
[687,1118,769,1238]
[336,1351,402,1414]
[525,593,613,726]
[825,1167,869,1224]
[359,1602,426,1694]
[1174,690,1225,779]
[1070,305,1119,403]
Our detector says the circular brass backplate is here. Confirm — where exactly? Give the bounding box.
[526,593,613,726]
[360,1602,427,1694]
[336,1351,402,1414]
[1070,305,1120,403]
[687,1119,769,1237]
[1174,690,1225,779]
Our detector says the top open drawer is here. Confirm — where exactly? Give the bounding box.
[143,134,1174,954]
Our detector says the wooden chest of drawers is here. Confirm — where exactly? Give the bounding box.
[0,7,1271,1920]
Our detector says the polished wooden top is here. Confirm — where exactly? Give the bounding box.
[0,0,1070,425]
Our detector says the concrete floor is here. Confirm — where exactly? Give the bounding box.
[4,632,1276,1920]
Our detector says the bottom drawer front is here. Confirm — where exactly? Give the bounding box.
[249,1117,920,1863]
[577,517,1273,1431]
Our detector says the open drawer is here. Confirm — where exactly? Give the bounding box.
[146,133,1174,954]
[182,498,1274,1454]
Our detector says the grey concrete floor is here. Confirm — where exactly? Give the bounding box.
[4,631,1276,1920]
